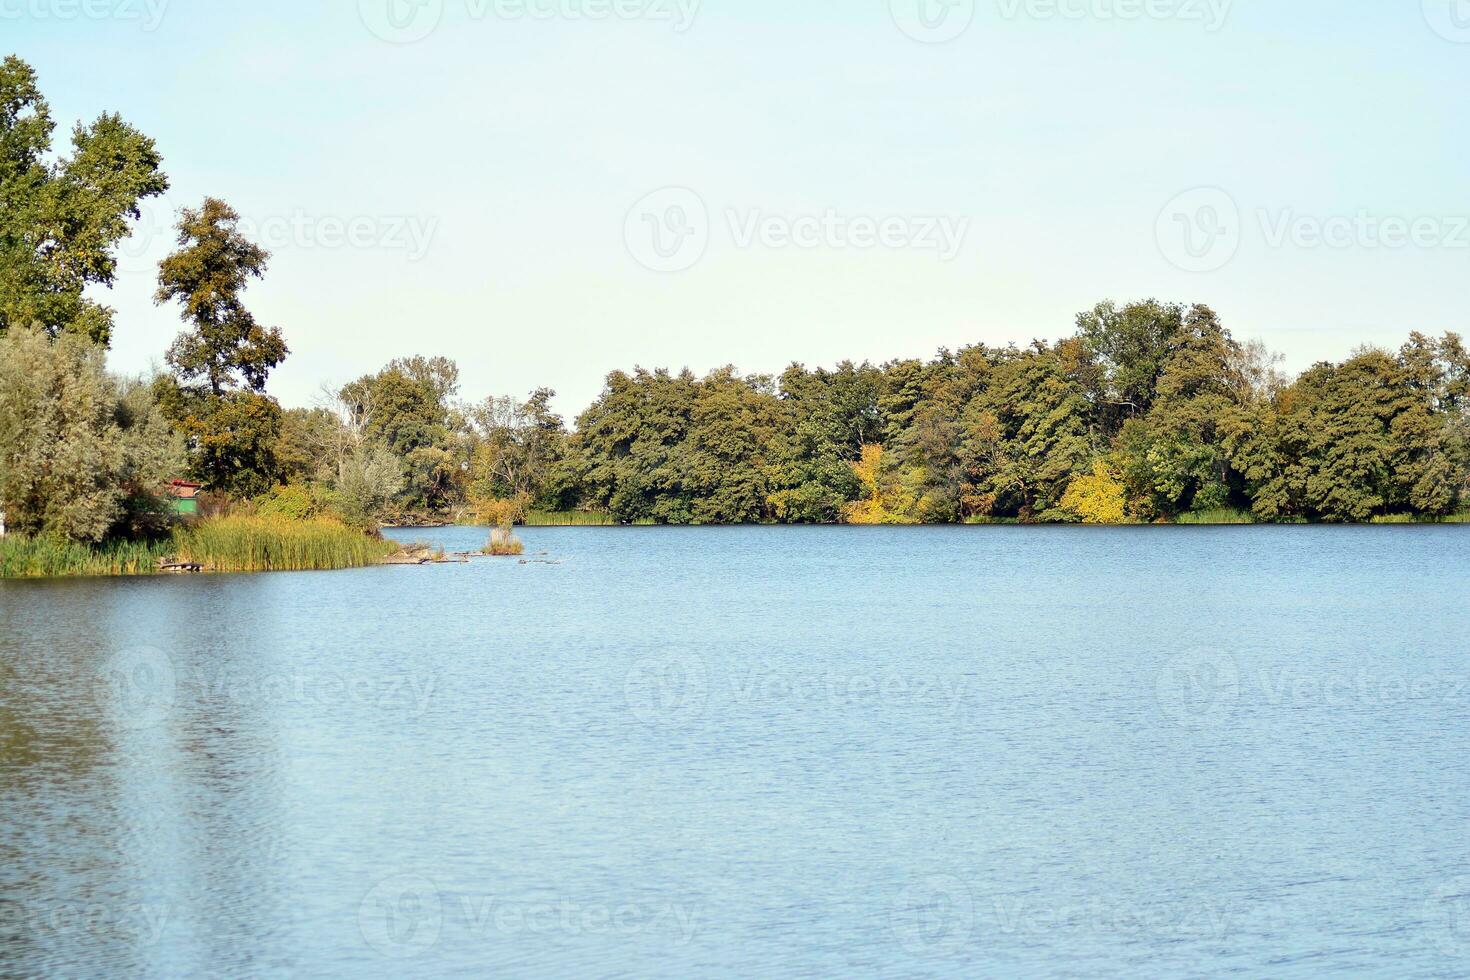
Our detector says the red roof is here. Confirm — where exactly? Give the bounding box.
[167,481,203,499]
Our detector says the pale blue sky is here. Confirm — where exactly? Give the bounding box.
[8,0,1468,413]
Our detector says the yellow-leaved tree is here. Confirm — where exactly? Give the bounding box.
[843,445,922,525]
[1060,461,1129,525]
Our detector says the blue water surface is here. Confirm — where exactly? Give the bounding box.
[2,526,1469,977]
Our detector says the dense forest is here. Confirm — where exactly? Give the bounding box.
[280,300,1467,527]
[1,53,1467,547]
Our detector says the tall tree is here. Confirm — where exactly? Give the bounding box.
[154,199,288,495]
[156,198,287,395]
[0,56,168,344]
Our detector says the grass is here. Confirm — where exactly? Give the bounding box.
[1371,512,1470,525]
[172,515,396,573]
[1174,507,1257,525]
[523,510,658,526]
[0,535,173,578]
[484,527,526,556]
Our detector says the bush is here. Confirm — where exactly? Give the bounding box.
[0,328,182,542]
[484,527,525,556]
[1060,462,1129,525]
[254,483,333,522]
[472,495,528,528]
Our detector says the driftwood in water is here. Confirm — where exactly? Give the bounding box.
[158,559,204,574]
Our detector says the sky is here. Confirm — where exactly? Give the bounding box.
[5,0,1468,415]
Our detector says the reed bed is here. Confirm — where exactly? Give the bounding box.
[172,516,395,573]
[1174,508,1257,525]
[523,511,655,526]
[0,536,172,578]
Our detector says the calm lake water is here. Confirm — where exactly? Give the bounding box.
[3,526,1469,977]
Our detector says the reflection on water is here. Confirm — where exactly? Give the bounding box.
[2,526,1470,977]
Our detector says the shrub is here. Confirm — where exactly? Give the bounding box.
[1060,462,1129,525]
[484,526,525,557]
[472,495,528,528]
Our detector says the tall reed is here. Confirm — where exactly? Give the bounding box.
[172,515,395,572]
[0,536,172,578]
[523,511,655,526]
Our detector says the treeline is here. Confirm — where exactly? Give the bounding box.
[2,53,1468,544]
[255,299,1467,527]
[442,301,1468,525]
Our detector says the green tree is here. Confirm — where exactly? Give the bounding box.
[0,328,181,541]
[0,56,168,345]
[339,357,464,512]
[467,388,567,507]
[156,198,288,395]
[154,384,284,499]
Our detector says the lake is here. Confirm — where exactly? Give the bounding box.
[3,526,1469,977]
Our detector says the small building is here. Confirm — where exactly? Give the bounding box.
[167,481,203,516]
